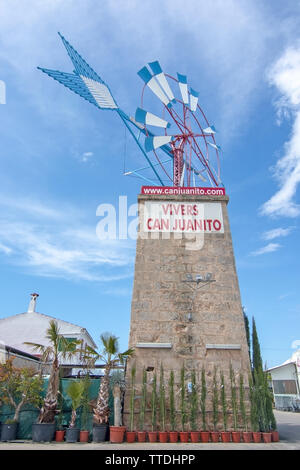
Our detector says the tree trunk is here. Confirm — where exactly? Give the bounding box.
[113,384,122,427]
[38,357,60,423]
[70,409,77,428]
[93,367,110,424]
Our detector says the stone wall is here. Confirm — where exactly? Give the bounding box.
[123,193,251,430]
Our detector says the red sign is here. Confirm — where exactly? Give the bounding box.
[141,186,226,196]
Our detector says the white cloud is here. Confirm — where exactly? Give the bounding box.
[262,226,294,240]
[261,46,300,218]
[250,243,281,256]
[81,151,94,163]
[0,195,135,281]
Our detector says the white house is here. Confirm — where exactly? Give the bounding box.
[268,350,300,411]
[0,293,98,376]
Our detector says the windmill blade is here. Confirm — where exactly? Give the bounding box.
[177,73,189,105]
[148,61,176,104]
[135,107,170,129]
[37,67,100,108]
[208,142,221,151]
[138,66,173,108]
[198,172,207,182]
[190,88,199,112]
[81,76,118,109]
[203,125,217,134]
[145,135,173,152]
[58,32,104,84]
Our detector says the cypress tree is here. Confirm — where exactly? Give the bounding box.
[243,308,251,363]
[252,317,263,374]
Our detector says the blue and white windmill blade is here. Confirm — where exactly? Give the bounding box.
[37,67,99,108]
[190,88,199,112]
[148,61,176,104]
[138,66,173,108]
[81,76,118,109]
[58,32,104,84]
[145,135,173,152]
[203,125,217,134]
[208,142,221,151]
[135,108,170,129]
[177,73,189,105]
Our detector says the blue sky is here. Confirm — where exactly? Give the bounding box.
[0,0,299,368]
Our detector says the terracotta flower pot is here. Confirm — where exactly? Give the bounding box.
[242,431,252,443]
[252,431,262,443]
[179,431,189,443]
[220,431,231,443]
[137,431,146,442]
[110,426,125,443]
[80,430,89,442]
[55,430,65,442]
[169,431,178,443]
[126,431,136,443]
[272,430,279,442]
[200,431,210,443]
[231,431,241,443]
[210,431,219,443]
[190,431,200,443]
[262,432,272,443]
[148,431,157,442]
[158,431,168,443]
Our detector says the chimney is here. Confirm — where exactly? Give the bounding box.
[27,293,39,313]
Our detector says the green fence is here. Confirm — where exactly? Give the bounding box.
[0,378,114,439]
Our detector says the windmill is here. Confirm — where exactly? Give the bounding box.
[38,33,222,188]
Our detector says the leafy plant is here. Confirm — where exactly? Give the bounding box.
[230,363,238,431]
[159,364,166,432]
[212,366,219,431]
[139,368,147,431]
[200,367,207,431]
[81,374,91,431]
[220,371,228,431]
[169,370,176,432]
[66,380,85,428]
[190,370,198,432]
[0,358,43,423]
[248,373,259,432]
[129,363,136,432]
[150,373,157,432]
[239,373,248,431]
[85,333,134,424]
[24,320,80,423]
[180,365,187,432]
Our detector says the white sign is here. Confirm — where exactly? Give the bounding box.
[143,201,224,233]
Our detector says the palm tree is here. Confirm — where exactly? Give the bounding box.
[24,320,80,423]
[66,380,85,428]
[87,333,134,424]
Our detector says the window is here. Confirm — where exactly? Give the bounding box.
[58,337,77,352]
[273,380,297,395]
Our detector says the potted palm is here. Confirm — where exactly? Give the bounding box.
[126,363,136,443]
[179,365,188,443]
[200,368,209,443]
[65,380,85,442]
[148,373,157,442]
[137,368,147,443]
[239,373,251,443]
[211,366,219,443]
[220,371,230,443]
[189,370,200,443]
[86,333,134,442]
[0,358,43,441]
[169,370,178,443]
[25,320,79,442]
[230,363,241,443]
[158,364,168,443]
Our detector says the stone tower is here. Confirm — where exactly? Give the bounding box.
[123,188,251,430]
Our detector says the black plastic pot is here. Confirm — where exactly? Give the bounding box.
[93,424,108,442]
[65,427,80,443]
[1,422,18,441]
[32,423,56,442]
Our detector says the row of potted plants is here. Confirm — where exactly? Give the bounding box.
[109,362,279,444]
